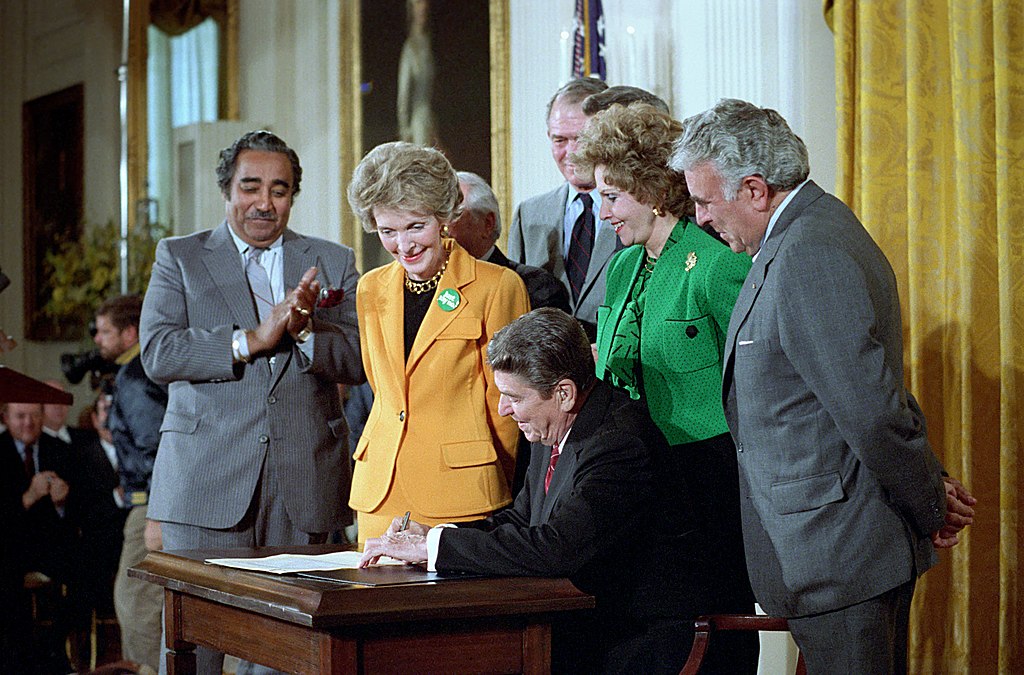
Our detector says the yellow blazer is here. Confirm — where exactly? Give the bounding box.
[350,242,530,519]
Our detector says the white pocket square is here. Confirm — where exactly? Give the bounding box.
[738,340,755,346]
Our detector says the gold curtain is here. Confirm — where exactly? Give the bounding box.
[825,1,1022,671]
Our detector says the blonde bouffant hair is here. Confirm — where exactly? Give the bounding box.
[347,141,463,233]
[572,102,693,218]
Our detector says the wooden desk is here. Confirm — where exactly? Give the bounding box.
[130,545,594,674]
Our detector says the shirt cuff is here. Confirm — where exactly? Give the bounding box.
[296,332,315,361]
[426,524,456,572]
[232,329,251,363]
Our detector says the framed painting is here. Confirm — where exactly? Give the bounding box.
[339,0,510,271]
[22,84,85,341]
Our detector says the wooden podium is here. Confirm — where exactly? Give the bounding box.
[0,366,73,404]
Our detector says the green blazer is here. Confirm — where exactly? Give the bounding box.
[595,219,751,445]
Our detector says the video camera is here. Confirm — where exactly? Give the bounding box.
[60,320,120,387]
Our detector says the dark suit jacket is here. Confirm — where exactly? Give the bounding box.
[486,247,571,314]
[722,181,947,618]
[0,431,79,581]
[141,223,364,533]
[63,428,124,549]
[435,382,739,670]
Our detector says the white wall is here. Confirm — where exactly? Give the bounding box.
[0,0,121,410]
[508,0,836,212]
[235,1,342,245]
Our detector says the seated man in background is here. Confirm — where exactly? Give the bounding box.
[0,401,79,673]
[361,308,755,674]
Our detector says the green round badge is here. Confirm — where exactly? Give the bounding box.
[437,288,461,312]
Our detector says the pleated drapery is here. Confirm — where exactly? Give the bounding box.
[826,1,1022,671]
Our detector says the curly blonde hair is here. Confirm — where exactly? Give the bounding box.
[572,102,692,218]
[347,141,463,233]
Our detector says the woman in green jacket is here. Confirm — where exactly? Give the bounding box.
[573,102,756,674]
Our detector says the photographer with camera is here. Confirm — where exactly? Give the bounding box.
[93,295,167,672]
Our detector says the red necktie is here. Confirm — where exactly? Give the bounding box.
[544,443,561,494]
[23,444,35,479]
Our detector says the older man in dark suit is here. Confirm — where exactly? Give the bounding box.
[361,308,752,674]
[140,130,364,674]
[0,402,79,673]
[672,98,976,673]
[451,171,570,315]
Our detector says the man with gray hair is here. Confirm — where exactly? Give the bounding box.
[451,171,570,314]
[141,129,364,675]
[670,98,975,672]
[506,77,613,340]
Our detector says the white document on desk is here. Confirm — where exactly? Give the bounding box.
[205,550,406,574]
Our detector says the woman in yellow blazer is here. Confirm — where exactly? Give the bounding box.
[347,141,529,540]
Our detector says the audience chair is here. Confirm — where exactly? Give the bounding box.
[24,570,61,626]
[679,613,806,675]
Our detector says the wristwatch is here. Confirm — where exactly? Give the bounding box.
[295,320,313,344]
[232,332,250,363]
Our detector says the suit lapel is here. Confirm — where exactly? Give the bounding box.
[282,229,316,291]
[372,261,409,399]
[269,230,316,386]
[540,442,578,522]
[406,242,472,374]
[721,182,823,402]
[543,185,571,286]
[203,223,257,331]
[538,382,609,522]
[577,217,616,303]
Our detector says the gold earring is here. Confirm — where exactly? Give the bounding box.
[652,206,665,217]
[441,223,451,237]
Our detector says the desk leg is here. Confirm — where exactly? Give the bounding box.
[164,590,197,675]
[316,633,358,673]
[522,622,552,675]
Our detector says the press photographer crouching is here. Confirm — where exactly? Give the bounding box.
[93,295,168,672]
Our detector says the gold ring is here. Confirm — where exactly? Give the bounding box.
[295,307,310,317]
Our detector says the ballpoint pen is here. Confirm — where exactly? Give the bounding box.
[399,511,411,532]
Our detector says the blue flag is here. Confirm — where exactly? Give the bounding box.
[572,0,606,80]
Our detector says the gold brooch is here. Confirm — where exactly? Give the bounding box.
[685,251,697,272]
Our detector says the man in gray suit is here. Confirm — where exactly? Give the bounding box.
[140,130,363,674]
[506,77,611,340]
[671,99,975,672]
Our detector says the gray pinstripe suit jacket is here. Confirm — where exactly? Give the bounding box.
[140,222,364,533]
[722,182,946,619]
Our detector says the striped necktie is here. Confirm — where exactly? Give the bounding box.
[566,193,594,302]
[246,247,274,322]
[544,443,561,494]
